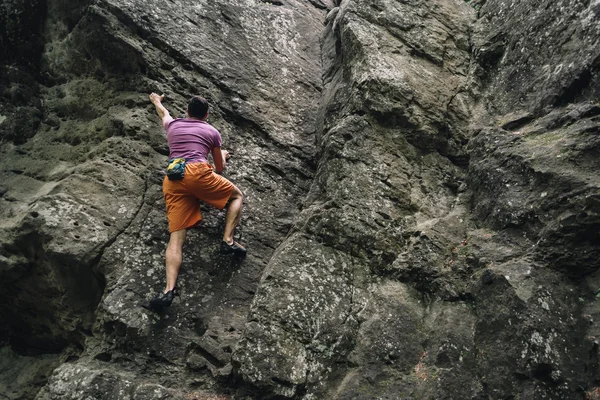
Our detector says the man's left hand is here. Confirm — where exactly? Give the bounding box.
[149,93,164,104]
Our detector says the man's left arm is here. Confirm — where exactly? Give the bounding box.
[149,93,174,128]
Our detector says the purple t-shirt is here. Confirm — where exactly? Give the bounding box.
[165,118,222,163]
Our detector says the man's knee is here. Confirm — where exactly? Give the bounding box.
[168,229,186,248]
[230,186,243,200]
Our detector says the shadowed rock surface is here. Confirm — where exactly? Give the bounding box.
[0,0,599,399]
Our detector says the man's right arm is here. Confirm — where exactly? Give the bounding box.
[212,148,231,173]
[149,93,174,128]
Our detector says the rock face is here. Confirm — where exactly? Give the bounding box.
[0,0,599,399]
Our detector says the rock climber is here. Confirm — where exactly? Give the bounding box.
[146,92,246,311]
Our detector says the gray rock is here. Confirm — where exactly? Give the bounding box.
[1,0,599,399]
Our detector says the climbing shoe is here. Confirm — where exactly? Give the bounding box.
[220,240,247,257]
[146,289,176,312]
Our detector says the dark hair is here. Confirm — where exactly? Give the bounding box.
[187,96,209,119]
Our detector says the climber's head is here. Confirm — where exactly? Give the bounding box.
[187,96,209,120]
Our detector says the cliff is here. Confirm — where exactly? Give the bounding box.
[0,0,599,399]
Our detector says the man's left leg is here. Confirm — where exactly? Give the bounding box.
[165,229,187,293]
[148,229,187,311]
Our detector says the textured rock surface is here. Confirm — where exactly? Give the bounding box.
[1,0,599,399]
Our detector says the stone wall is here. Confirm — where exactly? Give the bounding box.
[0,0,599,399]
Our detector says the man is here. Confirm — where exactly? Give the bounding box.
[147,92,246,311]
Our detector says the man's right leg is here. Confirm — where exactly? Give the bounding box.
[186,165,245,255]
[165,229,187,293]
[223,186,243,246]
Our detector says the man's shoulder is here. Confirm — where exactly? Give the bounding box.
[165,117,184,130]
[169,119,220,137]
[200,121,221,136]
[184,119,216,128]
[168,118,210,129]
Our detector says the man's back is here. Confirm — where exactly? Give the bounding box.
[166,118,222,163]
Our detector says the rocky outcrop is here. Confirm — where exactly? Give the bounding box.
[0,0,599,399]
[1,0,324,398]
[234,1,478,397]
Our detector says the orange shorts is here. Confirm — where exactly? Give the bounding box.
[163,162,235,232]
